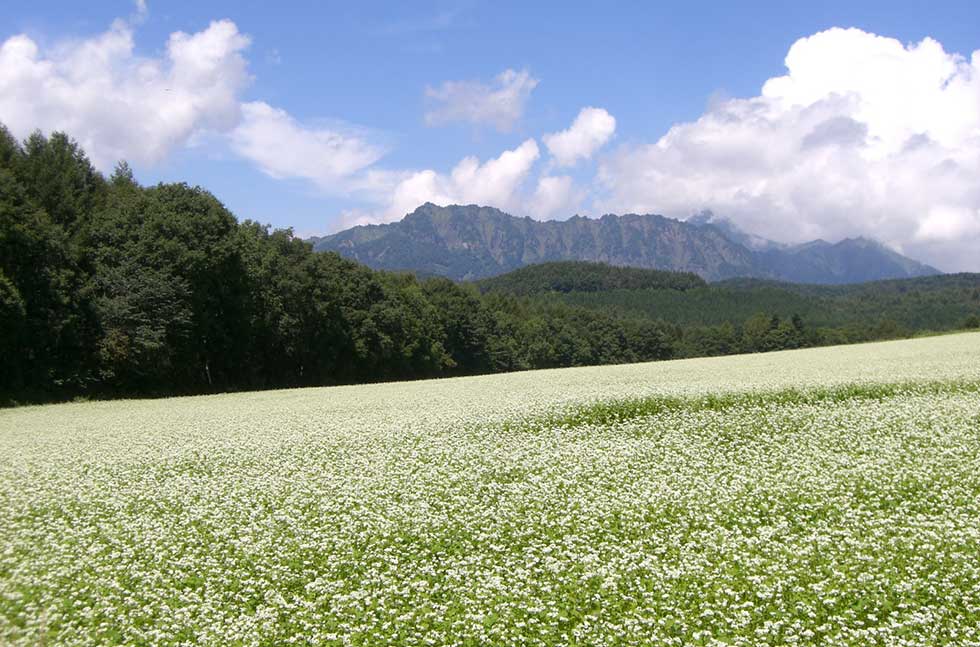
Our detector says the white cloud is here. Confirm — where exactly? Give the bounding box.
[359,139,541,223]
[230,101,385,188]
[424,68,538,131]
[0,18,250,170]
[530,175,583,219]
[915,206,980,242]
[597,28,980,271]
[543,107,616,166]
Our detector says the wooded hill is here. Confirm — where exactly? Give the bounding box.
[476,262,980,331]
[475,261,980,355]
[475,262,706,295]
[2,126,977,405]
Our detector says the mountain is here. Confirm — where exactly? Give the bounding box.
[687,210,940,284]
[312,203,941,283]
[316,203,762,281]
[749,237,937,284]
[686,210,785,251]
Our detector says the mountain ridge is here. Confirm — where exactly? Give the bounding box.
[313,203,941,284]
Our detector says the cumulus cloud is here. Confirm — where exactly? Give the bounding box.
[230,102,385,188]
[355,139,541,223]
[0,18,250,170]
[916,206,980,242]
[543,107,616,166]
[424,68,538,131]
[598,28,980,271]
[530,175,584,219]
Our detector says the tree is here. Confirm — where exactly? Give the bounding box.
[92,260,191,390]
[623,318,674,361]
[765,319,802,350]
[139,183,249,388]
[18,131,106,231]
[741,313,773,353]
[0,270,26,395]
[422,277,494,373]
[0,163,94,395]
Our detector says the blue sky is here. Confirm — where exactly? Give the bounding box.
[2,1,980,269]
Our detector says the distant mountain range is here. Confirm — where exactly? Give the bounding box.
[311,203,941,284]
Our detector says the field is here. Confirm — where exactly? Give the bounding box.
[2,333,980,646]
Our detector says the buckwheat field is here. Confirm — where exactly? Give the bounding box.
[3,333,980,646]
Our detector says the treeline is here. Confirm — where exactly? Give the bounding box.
[0,127,676,404]
[500,263,980,334]
[476,261,705,295]
[662,314,923,359]
[3,127,977,405]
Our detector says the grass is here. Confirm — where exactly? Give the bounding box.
[528,379,980,430]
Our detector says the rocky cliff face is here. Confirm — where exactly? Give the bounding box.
[314,203,940,283]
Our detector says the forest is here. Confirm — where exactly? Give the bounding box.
[2,126,978,404]
[479,262,980,355]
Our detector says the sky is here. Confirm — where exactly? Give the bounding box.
[2,1,979,270]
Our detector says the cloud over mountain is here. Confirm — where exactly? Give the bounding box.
[348,139,541,225]
[597,28,980,271]
[3,12,978,271]
[544,107,616,166]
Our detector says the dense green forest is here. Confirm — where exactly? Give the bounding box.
[0,127,679,404]
[518,271,980,331]
[475,262,706,295]
[2,127,978,405]
[475,262,980,356]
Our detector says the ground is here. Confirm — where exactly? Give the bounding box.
[2,333,980,646]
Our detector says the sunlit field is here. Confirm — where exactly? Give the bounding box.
[3,333,980,646]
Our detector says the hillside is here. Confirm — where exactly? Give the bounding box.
[474,261,706,295]
[313,203,940,283]
[481,267,980,332]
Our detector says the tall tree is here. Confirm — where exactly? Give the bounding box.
[0,130,95,395]
[18,131,106,231]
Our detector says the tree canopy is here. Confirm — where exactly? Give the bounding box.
[2,125,977,405]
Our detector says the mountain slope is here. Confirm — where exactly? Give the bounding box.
[686,211,940,283]
[755,237,938,284]
[313,203,941,283]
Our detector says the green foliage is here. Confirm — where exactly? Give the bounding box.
[1,123,977,404]
[505,271,980,358]
[92,260,192,388]
[544,278,979,331]
[0,269,26,369]
[421,278,495,373]
[0,139,95,397]
[537,380,980,431]
[475,261,706,295]
[2,125,687,403]
[18,130,106,230]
